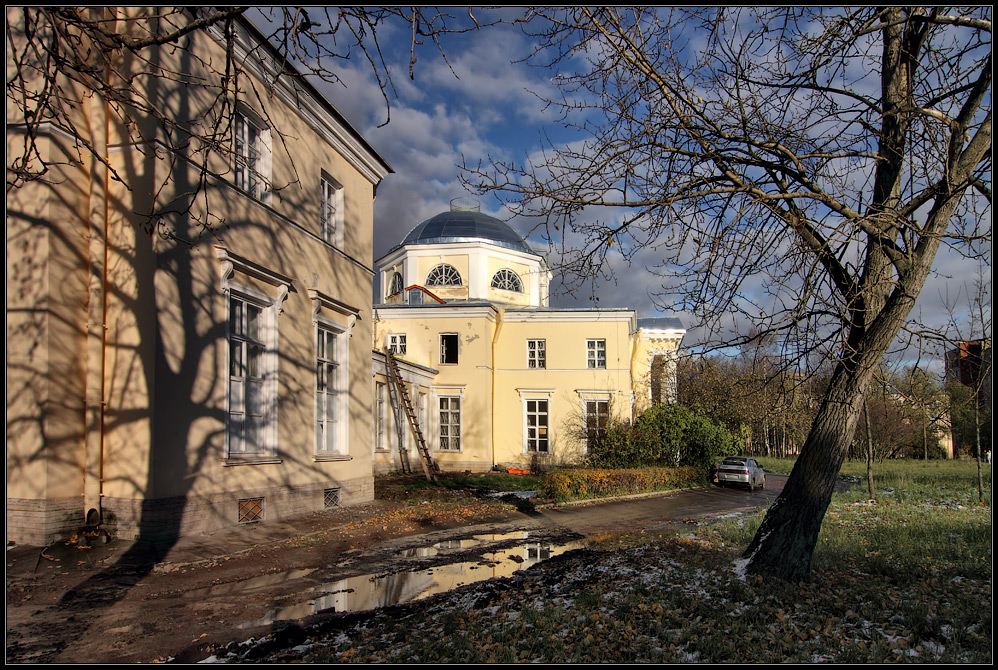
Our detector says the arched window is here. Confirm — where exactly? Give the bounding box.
[491,268,523,293]
[426,264,462,286]
[387,271,404,297]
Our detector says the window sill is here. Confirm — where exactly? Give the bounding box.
[222,456,283,467]
[313,453,353,462]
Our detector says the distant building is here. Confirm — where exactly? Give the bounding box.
[371,200,686,473]
[6,9,390,545]
[945,339,992,405]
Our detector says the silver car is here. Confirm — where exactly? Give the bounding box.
[716,457,766,491]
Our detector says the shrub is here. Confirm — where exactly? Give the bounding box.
[587,404,737,470]
[539,466,704,502]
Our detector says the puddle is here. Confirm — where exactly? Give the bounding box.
[241,531,583,627]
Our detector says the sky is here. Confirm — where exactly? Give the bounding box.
[259,8,991,370]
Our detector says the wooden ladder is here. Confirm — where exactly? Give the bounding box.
[383,347,438,480]
[384,363,412,474]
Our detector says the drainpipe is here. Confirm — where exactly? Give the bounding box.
[628,318,640,422]
[83,10,113,528]
[490,306,504,469]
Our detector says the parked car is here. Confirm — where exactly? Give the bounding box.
[716,457,766,491]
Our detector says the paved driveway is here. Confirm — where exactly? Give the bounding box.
[536,473,786,537]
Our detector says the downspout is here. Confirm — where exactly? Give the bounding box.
[83,11,113,528]
[628,318,640,421]
[490,306,504,469]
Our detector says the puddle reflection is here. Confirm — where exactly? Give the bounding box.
[242,532,583,627]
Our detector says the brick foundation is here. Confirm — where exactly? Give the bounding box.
[6,497,85,546]
[6,475,374,546]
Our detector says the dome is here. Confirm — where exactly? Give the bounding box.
[396,205,536,255]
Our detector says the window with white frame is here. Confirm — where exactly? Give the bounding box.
[320,173,343,245]
[389,333,407,355]
[387,271,404,298]
[374,381,389,451]
[585,399,610,452]
[524,398,550,453]
[491,268,523,292]
[527,339,546,369]
[426,263,462,286]
[438,396,461,451]
[228,292,276,455]
[587,339,607,369]
[234,110,270,201]
[315,324,347,454]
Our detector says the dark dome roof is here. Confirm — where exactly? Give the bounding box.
[397,210,535,255]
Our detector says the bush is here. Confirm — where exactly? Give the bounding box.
[588,404,738,471]
[539,466,704,502]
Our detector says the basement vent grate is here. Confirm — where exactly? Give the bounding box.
[238,497,264,523]
[324,487,341,509]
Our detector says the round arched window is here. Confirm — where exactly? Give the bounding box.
[426,264,462,286]
[387,271,404,296]
[491,268,523,293]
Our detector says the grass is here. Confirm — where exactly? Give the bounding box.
[214,460,991,664]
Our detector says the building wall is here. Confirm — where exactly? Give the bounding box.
[494,313,636,468]
[6,9,386,544]
[373,306,641,473]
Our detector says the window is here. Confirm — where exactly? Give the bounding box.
[440,333,459,365]
[389,333,407,355]
[374,382,388,451]
[438,396,461,451]
[525,399,549,453]
[315,325,344,453]
[491,268,523,292]
[527,339,546,369]
[587,339,607,369]
[387,271,404,297]
[234,110,270,200]
[426,264,462,286]
[228,293,275,454]
[585,400,610,452]
[320,174,343,245]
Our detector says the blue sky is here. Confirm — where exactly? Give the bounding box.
[261,8,991,366]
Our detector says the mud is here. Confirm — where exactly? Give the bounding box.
[5,474,795,663]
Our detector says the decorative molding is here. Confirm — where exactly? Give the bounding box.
[221,457,284,467]
[214,246,294,312]
[307,288,360,333]
[313,454,353,463]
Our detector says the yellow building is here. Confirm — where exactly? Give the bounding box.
[372,201,686,473]
[6,10,390,544]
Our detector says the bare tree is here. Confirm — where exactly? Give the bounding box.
[941,264,993,501]
[462,7,991,580]
[6,6,502,230]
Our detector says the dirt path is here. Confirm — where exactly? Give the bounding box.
[5,474,796,663]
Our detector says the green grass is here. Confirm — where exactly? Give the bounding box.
[756,456,991,506]
[223,460,992,664]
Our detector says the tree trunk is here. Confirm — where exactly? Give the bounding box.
[864,398,875,499]
[975,396,983,502]
[742,360,867,581]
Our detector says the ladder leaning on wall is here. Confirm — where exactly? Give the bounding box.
[383,347,438,481]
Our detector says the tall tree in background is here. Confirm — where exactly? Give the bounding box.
[464,7,991,580]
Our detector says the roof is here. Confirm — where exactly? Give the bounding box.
[637,317,686,331]
[392,210,536,255]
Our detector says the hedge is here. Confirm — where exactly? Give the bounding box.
[538,466,704,503]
